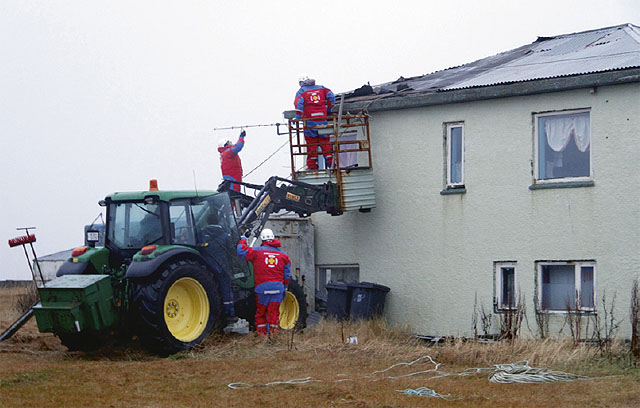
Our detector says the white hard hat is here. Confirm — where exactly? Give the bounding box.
[298,73,309,84]
[218,138,231,148]
[260,228,275,241]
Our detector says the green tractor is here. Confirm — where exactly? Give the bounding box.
[32,177,341,354]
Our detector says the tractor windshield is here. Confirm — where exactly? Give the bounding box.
[108,202,163,249]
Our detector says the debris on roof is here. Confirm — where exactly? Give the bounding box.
[343,23,640,104]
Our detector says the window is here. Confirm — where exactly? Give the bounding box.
[537,261,595,312]
[315,265,359,310]
[535,110,591,182]
[169,200,197,245]
[445,123,464,187]
[495,262,517,310]
[108,202,163,249]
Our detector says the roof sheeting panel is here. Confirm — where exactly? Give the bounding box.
[444,24,640,90]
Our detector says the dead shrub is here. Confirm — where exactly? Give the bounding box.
[591,290,619,357]
[14,283,39,314]
[499,292,526,340]
[631,278,640,360]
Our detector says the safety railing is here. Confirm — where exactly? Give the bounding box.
[287,114,372,185]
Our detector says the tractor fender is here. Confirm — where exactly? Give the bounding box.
[56,260,91,276]
[126,247,205,279]
[56,247,109,277]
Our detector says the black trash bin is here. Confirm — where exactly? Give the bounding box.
[348,282,390,320]
[325,282,352,320]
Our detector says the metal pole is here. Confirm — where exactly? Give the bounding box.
[21,244,39,288]
[17,227,45,286]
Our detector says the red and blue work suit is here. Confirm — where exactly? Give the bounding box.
[218,133,245,192]
[294,85,335,170]
[236,237,291,335]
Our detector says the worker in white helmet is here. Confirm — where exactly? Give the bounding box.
[218,130,246,192]
[236,228,291,336]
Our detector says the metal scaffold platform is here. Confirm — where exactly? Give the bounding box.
[287,113,376,212]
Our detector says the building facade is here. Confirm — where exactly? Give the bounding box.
[312,24,640,338]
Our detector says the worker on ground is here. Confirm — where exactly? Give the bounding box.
[236,228,291,336]
[218,129,245,192]
[201,217,247,333]
[294,74,335,170]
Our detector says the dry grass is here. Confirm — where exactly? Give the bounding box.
[1,289,640,407]
[0,283,36,322]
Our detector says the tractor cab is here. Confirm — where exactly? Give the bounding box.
[96,189,248,281]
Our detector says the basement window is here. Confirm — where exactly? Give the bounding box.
[315,265,359,312]
[534,110,591,184]
[494,262,517,311]
[536,261,595,312]
[445,123,465,188]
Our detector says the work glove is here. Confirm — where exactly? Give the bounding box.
[240,130,246,138]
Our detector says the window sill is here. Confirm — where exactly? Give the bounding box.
[529,180,594,190]
[537,310,596,315]
[440,187,466,195]
[496,307,518,313]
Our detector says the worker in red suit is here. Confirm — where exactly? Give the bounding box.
[218,130,245,192]
[294,75,335,170]
[236,228,291,336]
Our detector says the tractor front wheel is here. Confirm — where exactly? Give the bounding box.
[131,259,222,355]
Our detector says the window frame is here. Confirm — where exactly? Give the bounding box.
[536,260,596,313]
[445,122,465,188]
[494,261,518,312]
[316,264,359,297]
[533,108,592,184]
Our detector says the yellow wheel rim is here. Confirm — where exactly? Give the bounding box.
[279,291,299,330]
[164,277,210,342]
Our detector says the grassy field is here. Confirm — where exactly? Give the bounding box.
[1,285,640,407]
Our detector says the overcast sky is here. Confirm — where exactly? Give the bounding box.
[1,0,638,280]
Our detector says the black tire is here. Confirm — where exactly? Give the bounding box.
[288,279,308,330]
[131,259,223,355]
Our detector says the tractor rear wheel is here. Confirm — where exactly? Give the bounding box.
[131,259,222,355]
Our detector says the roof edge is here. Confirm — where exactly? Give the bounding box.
[537,23,639,41]
[341,67,640,113]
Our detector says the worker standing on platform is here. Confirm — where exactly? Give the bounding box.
[218,129,245,192]
[294,75,335,170]
[236,229,291,336]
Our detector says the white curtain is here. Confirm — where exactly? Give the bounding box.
[331,132,358,168]
[544,115,590,152]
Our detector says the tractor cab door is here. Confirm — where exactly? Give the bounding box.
[187,193,253,288]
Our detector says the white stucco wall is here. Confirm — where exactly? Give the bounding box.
[313,82,640,338]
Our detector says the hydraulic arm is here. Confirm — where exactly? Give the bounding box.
[219,176,342,239]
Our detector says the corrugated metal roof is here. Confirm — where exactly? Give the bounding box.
[344,24,640,101]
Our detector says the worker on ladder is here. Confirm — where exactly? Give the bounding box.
[236,229,291,336]
[218,129,245,192]
[294,74,335,170]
